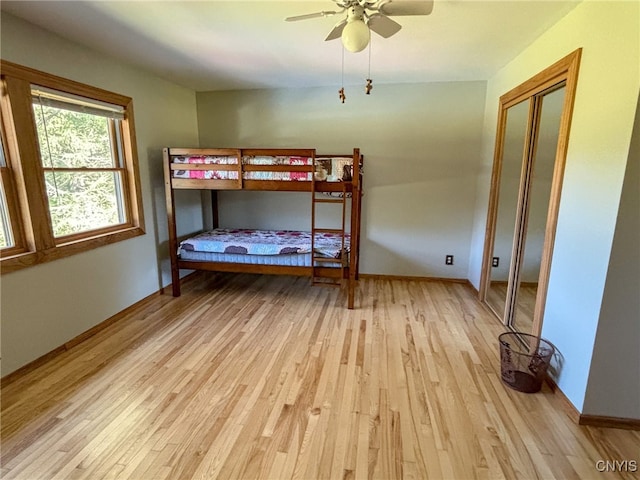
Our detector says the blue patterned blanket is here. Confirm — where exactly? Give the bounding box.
[180,229,349,258]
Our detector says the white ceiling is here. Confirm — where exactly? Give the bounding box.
[1,0,581,92]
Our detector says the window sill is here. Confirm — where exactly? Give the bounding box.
[1,226,145,274]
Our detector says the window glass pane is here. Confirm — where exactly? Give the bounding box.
[0,180,13,248]
[0,141,14,248]
[32,103,115,169]
[45,171,125,237]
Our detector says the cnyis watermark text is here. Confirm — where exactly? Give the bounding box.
[595,460,638,473]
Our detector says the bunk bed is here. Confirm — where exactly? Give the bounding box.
[163,147,363,309]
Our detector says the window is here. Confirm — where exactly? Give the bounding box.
[0,61,145,273]
[32,87,129,239]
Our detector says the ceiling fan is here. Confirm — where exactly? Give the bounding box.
[285,0,434,53]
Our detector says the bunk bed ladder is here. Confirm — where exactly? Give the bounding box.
[311,165,348,287]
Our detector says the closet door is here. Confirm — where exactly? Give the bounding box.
[509,86,566,333]
[484,99,530,322]
[480,50,581,336]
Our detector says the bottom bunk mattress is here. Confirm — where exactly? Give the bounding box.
[179,228,349,265]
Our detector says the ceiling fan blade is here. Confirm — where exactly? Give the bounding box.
[378,0,434,16]
[325,19,347,41]
[367,13,402,38]
[285,10,342,22]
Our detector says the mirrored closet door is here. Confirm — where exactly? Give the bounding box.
[480,49,582,336]
[484,99,529,323]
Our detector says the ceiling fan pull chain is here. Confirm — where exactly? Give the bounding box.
[366,40,373,95]
[340,46,347,103]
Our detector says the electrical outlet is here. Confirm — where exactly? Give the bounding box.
[445,255,454,265]
[492,257,499,267]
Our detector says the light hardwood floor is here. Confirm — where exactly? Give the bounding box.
[2,273,638,479]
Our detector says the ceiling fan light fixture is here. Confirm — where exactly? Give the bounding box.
[341,19,370,52]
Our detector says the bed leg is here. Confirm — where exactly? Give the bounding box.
[171,269,181,297]
[348,279,355,309]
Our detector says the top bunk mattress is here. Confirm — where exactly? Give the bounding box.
[180,228,350,258]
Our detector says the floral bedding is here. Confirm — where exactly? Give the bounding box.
[172,156,239,180]
[243,171,311,181]
[172,155,314,181]
[242,156,313,165]
[171,156,354,182]
[173,156,238,164]
[180,228,349,258]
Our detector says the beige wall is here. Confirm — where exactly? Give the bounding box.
[197,81,487,278]
[469,1,639,416]
[0,14,201,375]
[584,95,640,419]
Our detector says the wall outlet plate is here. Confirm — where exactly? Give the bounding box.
[445,255,454,265]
